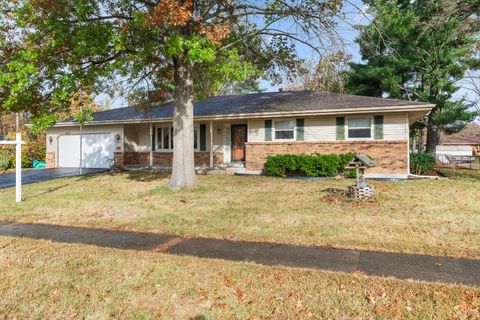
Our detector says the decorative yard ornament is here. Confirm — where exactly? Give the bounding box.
[344,154,376,200]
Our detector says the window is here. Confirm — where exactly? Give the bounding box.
[274,120,294,140]
[348,118,371,138]
[157,126,199,150]
[158,127,173,150]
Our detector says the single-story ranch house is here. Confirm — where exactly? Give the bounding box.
[45,91,433,178]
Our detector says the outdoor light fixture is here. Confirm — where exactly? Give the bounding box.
[49,136,53,144]
[216,128,222,134]
[116,133,121,143]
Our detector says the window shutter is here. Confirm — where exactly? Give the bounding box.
[200,124,207,151]
[265,120,272,141]
[152,125,156,151]
[374,115,384,139]
[336,117,345,140]
[296,118,304,141]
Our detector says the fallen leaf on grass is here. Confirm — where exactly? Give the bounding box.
[236,287,246,301]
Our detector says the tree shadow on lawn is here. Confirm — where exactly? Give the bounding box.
[119,170,170,182]
[24,172,109,200]
[22,171,170,200]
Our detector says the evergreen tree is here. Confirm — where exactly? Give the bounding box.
[347,0,480,153]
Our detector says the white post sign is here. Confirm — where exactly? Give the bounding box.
[0,133,25,202]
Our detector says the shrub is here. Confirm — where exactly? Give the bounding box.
[263,154,294,176]
[410,152,436,175]
[0,152,12,171]
[0,130,46,170]
[264,153,366,178]
[343,169,358,179]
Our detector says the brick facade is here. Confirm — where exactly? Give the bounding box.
[245,140,409,177]
[46,152,56,168]
[114,151,223,168]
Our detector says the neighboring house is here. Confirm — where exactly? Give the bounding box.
[45,91,433,178]
[436,122,480,163]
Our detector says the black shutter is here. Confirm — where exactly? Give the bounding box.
[200,124,207,151]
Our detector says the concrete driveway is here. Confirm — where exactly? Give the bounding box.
[0,168,108,189]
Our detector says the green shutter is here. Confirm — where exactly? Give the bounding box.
[336,117,345,140]
[265,120,272,141]
[200,124,207,151]
[374,115,384,140]
[152,125,156,151]
[296,118,304,141]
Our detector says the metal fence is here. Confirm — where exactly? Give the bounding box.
[436,154,480,170]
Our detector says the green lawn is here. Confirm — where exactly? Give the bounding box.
[0,172,479,259]
[1,236,479,319]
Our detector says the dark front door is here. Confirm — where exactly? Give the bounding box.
[231,124,247,162]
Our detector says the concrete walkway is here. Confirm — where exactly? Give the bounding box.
[0,168,107,189]
[0,220,478,287]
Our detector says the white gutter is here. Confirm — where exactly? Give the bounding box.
[52,104,435,127]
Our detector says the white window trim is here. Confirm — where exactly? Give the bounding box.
[346,116,374,140]
[273,119,296,141]
[155,124,200,152]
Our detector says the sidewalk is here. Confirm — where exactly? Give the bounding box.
[0,220,478,287]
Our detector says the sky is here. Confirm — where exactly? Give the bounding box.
[258,0,366,92]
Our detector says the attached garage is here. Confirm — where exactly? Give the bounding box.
[57,133,116,169]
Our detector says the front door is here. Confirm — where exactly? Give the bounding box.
[231,124,247,162]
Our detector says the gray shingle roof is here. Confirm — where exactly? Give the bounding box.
[75,91,432,123]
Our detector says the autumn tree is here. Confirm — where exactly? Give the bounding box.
[287,52,351,93]
[0,0,343,189]
[346,0,480,153]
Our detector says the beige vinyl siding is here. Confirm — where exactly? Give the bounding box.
[383,113,407,140]
[211,123,224,153]
[122,124,150,152]
[136,125,150,152]
[304,116,337,141]
[248,119,266,142]
[123,125,138,152]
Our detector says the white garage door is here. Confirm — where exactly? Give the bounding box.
[58,133,115,168]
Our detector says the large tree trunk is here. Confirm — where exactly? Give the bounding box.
[169,56,198,190]
[425,114,438,154]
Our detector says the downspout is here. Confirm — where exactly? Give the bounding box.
[149,123,153,167]
[209,121,213,168]
[406,113,410,177]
